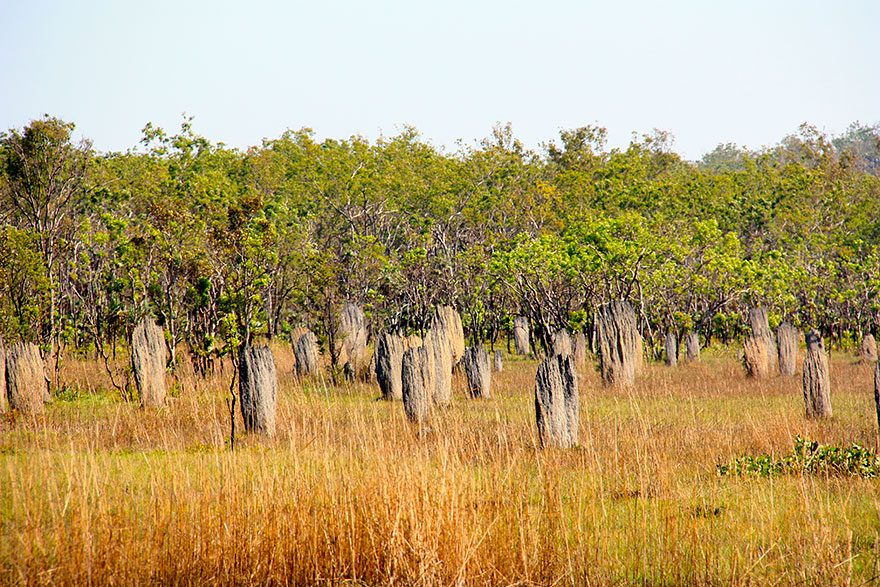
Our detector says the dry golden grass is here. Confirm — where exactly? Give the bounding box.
[2,346,880,586]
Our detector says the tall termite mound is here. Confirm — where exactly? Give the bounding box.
[573,332,587,369]
[862,334,877,363]
[435,306,465,364]
[744,306,776,377]
[463,346,491,398]
[493,349,503,372]
[402,345,435,424]
[340,302,369,376]
[664,332,678,367]
[239,344,277,435]
[684,332,700,362]
[5,342,47,414]
[513,316,530,355]
[0,340,6,413]
[294,331,320,378]
[534,353,579,448]
[802,330,832,418]
[552,329,572,357]
[376,332,420,400]
[776,322,799,376]
[131,318,167,407]
[595,300,641,386]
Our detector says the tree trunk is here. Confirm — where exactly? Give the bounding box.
[402,345,434,424]
[664,332,678,367]
[802,330,832,418]
[684,332,700,362]
[239,344,277,435]
[776,322,799,376]
[534,354,579,448]
[595,300,641,386]
[6,342,48,414]
[294,331,320,378]
[131,318,167,407]
[463,346,491,398]
[513,316,530,355]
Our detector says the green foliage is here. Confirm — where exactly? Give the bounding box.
[0,227,50,341]
[717,436,880,478]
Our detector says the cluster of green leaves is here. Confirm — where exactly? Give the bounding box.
[717,436,880,478]
[1,115,879,367]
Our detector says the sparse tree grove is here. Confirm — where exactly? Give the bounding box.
[1,115,879,400]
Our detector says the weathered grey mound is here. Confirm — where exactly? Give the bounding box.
[776,322,799,376]
[340,303,369,374]
[743,337,769,378]
[463,346,491,398]
[552,330,572,357]
[294,331,320,378]
[0,340,7,413]
[875,361,880,437]
[493,349,503,373]
[6,342,47,414]
[436,306,465,363]
[239,345,277,435]
[402,345,434,423]
[862,334,877,363]
[595,300,641,386]
[131,318,167,407]
[685,332,700,362]
[747,306,777,375]
[664,332,678,367]
[534,354,579,448]
[423,326,452,405]
[802,330,831,418]
[514,316,530,355]
[376,332,407,400]
[573,333,587,368]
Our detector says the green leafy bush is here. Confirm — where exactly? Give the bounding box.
[717,436,880,478]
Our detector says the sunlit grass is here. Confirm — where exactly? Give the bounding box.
[1,345,879,585]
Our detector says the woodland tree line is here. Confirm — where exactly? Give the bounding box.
[1,115,879,391]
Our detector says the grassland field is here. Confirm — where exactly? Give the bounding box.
[2,345,880,586]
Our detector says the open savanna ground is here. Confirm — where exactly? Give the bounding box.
[2,348,880,586]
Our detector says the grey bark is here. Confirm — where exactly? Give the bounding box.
[534,354,579,448]
[294,331,320,378]
[423,326,453,405]
[552,329,572,357]
[493,349,503,373]
[802,330,832,418]
[239,345,277,435]
[595,300,641,386]
[131,318,167,407]
[6,342,48,414]
[513,316,530,355]
[463,346,491,398]
[862,334,877,363]
[376,332,408,400]
[402,345,434,423]
[684,332,700,362]
[573,332,587,369]
[776,322,799,376]
[664,332,678,367]
[436,306,465,363]
[0,341,6,413]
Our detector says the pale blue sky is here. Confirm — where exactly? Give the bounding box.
[1,0,877,160]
